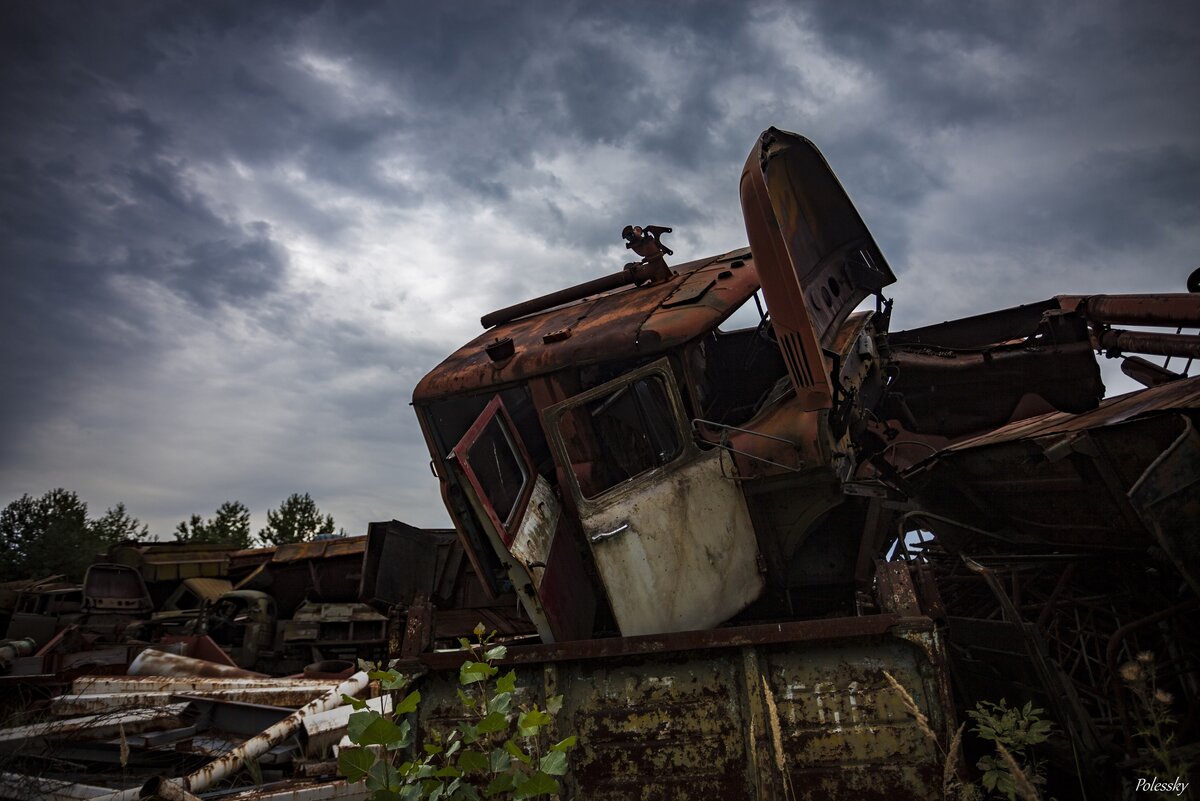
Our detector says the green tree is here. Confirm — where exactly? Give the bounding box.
[258,492,335,546]
[175,500,253,548]
[0,489,145,582]
[91,502,150,542]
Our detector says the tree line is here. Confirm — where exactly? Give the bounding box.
[0,489,339,582]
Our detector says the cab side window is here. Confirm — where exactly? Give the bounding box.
[558,375,681,499]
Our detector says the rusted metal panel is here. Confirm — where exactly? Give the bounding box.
[272,537,365,564]
[50,685,333,716]
[218,781,372,801]
[161,577,232,610]
[940,373,1200,452]
[106,541,233,587]
[358,521,457,608]
[69,675,341,694]
[0,772,112,800]
[81,564,153,615]
[412,250,759,403]
[419,614,901,670]
[761,637,943,800]
[875,560,921,616]
[0,703,188,751]
[413,619,947,800]
[886,305,1103,439]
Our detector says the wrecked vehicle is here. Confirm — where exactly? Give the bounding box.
[407,127,1199,798]
[1,127,1193,800]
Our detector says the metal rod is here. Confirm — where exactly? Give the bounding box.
[693,418,800,446]
[481,270,634,329]
[1064,294,1200,328]
[120,671,372,800]
[1098,328,1200,359]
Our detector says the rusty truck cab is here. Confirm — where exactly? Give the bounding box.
[413,247,773,640]
[413,134,906,643]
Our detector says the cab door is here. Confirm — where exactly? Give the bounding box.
[545,359,764,636]
[449,396,593,643]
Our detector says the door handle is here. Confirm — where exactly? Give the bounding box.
[591,523,629,543]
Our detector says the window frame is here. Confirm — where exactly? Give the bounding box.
[545,358,695,509]
[449,395,536,547]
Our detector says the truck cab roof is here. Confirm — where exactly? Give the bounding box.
[412,247,759,403]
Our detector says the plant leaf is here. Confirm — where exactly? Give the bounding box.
[539,750,568,776]
[513,771,560,799]
[382,672,415,691]
[517,708,552,737]
[342,693,368,710]
[483,645,508,662]
[367,760,400,793]
[490,747,512,773]
[476,711,508,734]
[504,738,531,765]
[458,749,488,773]
[545,695,563,715]
[460,661,495,685]
[349,711,411,749]
[550,735,577,752]
[495,670,517,694]
[488,692,512,715]
[484,773,516,797]
[337,747,375,782]
[393,690,421,715]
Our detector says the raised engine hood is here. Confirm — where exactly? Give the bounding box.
[740,128,895,376]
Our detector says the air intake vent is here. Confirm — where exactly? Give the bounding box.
[779,330,815,388]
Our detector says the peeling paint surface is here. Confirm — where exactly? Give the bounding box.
[507,476,560,591]
[582,449,764,636]
[417,622,948,800]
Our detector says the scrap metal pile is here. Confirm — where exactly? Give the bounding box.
[1,126,1197,799]
[0,523,516,799]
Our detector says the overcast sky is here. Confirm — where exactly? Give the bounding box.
[2,1,1198,540]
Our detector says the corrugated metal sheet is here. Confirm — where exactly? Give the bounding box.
[943,374,1200,453]
[271,537,366,563]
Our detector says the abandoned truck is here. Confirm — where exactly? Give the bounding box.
[400,128,1199,799]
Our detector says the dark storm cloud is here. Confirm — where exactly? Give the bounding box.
[1,0,1197,535]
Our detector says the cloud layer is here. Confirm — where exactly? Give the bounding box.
[2,1,1198,538]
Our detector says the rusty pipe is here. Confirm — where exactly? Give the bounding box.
[0,638,36,671]
[166,670,367,795]
[481,270,635,329]
[115,671,370,801]
[480,256,674,330]
[141,778,202,801]
[127,647,266,679]
[1097,329,1200,359]
[1060,294,1200,328]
